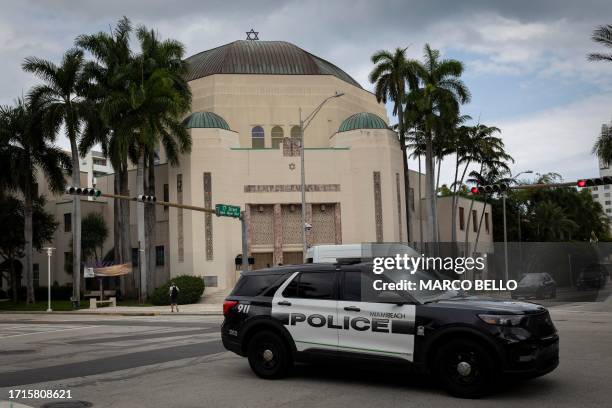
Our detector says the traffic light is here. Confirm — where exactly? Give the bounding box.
[65,186,102,197]
[137,194,157,203]
[470,183,510,194]
[577,177,612,187]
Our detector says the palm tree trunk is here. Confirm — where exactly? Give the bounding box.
[119,161,132,295]
[473,199,488,256]
[113,174,125,295]
[450,155,460,244]
[145,153,156,295]
[425,129,437,250]
[24,182,34,304]
[418,156,423,251]
[70,137,81,304]
[136,148,147,302]
[464,196,476,255]
[9,254,18,303]
[397,103,412,243]
[435,157,441,243]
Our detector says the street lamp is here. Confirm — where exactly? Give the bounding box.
[502,170,533,282]
[43,247,55,312]
[299,91,345,261]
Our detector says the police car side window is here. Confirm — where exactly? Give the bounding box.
[283,272,333,299]
[343,271,361,301]
[231,273,283,297]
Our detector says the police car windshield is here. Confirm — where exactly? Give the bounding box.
[384,268,461,303]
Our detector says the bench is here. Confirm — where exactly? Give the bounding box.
[84,290,117,299]
[89,297,117,309]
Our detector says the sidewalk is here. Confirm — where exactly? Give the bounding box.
[73,302,222,316]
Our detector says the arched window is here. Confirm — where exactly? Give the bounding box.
[252,126,265,149]
[271,126,284,149]
[290,125,302,140]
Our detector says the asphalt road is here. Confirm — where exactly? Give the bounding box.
[0,302,611,408]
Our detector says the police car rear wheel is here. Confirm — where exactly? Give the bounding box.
[434,338,495,398]
[247,331,290,379]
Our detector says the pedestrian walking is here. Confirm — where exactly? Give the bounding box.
[169,282,180,312]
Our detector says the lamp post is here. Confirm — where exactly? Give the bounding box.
[300,91,345,261]
[43,247,55,312]
[503,170,533,282]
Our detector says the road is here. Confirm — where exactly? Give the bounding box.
[0,303,611,408]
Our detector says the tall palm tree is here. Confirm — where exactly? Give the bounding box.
[592,123,612,168]
[130,25,191,298]
[530,201,578,241]
[23,49,88,302]
[451,124,504,244]
[406,126,426,249]
[0,99,70,303]
[76,17,135,292]
[588,24,612,62]
[370,48,417,243]
[407,44,471,247]
[465,160,513,254]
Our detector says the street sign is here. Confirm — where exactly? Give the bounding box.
[84,267,95,278]
[215,204,241,218]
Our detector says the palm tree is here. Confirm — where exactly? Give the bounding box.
[530,201,578,241]
[451,124,504,244]
[370,48,417,243]
[0,99,70,303]
[406,126,426,249]
[592,123,612,168]
[130,25,191,298]
[76,17,135,292]
[23,49,88,302]
[407,44,471,247]
[588,24,612,62]
[465,160,513,254]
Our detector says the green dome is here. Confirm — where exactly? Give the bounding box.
[338,112,388,132]
[183,111,230,130]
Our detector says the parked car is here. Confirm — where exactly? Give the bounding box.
[511,273,556,300]
[577,264,607,290]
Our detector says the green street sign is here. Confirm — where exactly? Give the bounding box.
[215,203,241,218]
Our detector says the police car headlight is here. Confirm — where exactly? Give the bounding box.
[478,314,525,327]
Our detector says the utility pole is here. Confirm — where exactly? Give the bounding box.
[241,211,248,272]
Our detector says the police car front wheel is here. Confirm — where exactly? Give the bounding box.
[247,331,291,379]
[433,338,496,398]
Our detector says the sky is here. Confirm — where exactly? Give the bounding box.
[1,0,612,185]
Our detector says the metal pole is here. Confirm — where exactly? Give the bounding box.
[45,247,54,313]
[503,194,509,282]
[300,108,307,262]
[241,211,248,272]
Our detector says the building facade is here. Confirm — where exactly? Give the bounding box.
[12,38,493,295]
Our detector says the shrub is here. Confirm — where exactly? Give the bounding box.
[150,275,205,305]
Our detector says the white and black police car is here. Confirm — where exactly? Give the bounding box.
[221,262,559,398]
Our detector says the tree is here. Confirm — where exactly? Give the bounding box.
[0,99,69,303]
[23,49,88,302]
[529,201,578,241]
[370,47,417,242]
[0,195,58,302]
[592,123,612,168]
[406,44,471,246]
[588,24,612,62]
[81,213,109,262]
[77,17,134,281]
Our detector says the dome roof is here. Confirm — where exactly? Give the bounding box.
[185,40,361,88]
[339,112,388,132]
[183,111,230,130]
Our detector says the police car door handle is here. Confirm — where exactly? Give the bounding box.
[344,306,360,312]
[277,301,292,306]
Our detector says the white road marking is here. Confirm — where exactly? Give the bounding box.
[0,325,98,339]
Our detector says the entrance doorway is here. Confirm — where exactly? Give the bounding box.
[252,252,273,270]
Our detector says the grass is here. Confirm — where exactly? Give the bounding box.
[0,300,87,311]
[0,298,153,311]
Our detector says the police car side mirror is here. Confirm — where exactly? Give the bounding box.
[378,291,408,305]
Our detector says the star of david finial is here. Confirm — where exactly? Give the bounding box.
[246,29,259,40]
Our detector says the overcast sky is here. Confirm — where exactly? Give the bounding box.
[2,0,612,184]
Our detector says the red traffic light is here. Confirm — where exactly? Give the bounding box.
[470,187,479,194]
[577,180,587,188]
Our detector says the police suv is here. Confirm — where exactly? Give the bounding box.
[221,262,559,398]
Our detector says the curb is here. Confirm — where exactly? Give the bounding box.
[0,310,223,316]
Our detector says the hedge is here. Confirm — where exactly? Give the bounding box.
[150,275,205,305]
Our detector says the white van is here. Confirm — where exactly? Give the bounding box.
[305,243,419,263]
